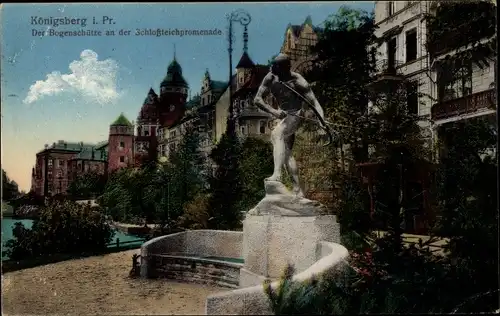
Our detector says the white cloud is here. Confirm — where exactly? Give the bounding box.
[23,49,120,105]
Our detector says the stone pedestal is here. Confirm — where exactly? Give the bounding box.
[240,214,340,287]
[247,181,328,217]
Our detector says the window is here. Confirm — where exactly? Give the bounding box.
[240,125,247,135]
[388,1,396,16]
[405,29,417,63]
[438,61,473,101]
[119,141,125,148]
[406,81,419,115]
[259,121,266,134]
[144,130,149,136]
[48,159,53,166]
[48,171,53,179]
[55,159,59,168]
[119,156,125,163]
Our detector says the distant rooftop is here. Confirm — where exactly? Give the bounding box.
[74,147,107,161]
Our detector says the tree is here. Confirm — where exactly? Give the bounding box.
[67,171,107,199]
[3,200,114,260]
[2,169,20,201]
[207,130,243,230]
[98,168,156,225]
[165,125,207,223]
[306,5,376,166]
[237,137,274,212]
[435,118,498,310]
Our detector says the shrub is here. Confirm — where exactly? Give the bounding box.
[176,193,211,229]
[3,200,114,260]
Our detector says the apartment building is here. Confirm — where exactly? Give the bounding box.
[369,0,497,233]
[372,0,496,149]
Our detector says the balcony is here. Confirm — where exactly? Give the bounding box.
[431,89,496,121]
[368,59,405,91]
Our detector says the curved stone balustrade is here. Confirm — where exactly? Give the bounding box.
[140,230,243,278]
[205,241,349,315]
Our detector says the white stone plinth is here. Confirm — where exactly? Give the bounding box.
[241,214,340,284]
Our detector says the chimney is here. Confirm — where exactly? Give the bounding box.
[52,142,56,147]
[58,140,64,144]
[91,148,95,160]
[64,143,67,149]
[44,144,49,149]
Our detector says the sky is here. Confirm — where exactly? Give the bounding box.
[1,2,374,192]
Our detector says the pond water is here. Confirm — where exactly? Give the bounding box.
[1,218,144,260]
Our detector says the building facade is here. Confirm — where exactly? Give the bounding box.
[281,16,320,73]
[32,141,107,197]
[367,0,497,232]
[372,0,497,150]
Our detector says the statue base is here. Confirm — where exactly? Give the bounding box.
[241,214,340,284]
[247,180,327,217]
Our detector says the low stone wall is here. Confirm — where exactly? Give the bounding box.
[205,241,349,315]
[140,230,243,279]
[151,255,242,288]
[111,222,157,235]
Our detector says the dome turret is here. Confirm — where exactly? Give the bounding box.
[161,57,189,89]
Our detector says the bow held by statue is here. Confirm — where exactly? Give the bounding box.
[278,81,334,147]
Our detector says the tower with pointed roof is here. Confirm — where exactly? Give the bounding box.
[135,88,160,166]
[158,50,189,127]
[107,113,134,173]
[236,25,255,90]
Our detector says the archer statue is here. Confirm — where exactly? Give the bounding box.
[253,53,333,199]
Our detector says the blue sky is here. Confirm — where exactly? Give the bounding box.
[1,2,374,191]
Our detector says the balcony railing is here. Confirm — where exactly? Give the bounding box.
[431,89,496,121]
[374,59,404,75]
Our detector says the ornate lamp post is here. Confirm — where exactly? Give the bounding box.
[227,9,251,134]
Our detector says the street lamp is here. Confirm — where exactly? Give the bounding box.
[227,9,251,134]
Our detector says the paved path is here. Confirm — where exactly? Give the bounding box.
[2,249,228,315]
